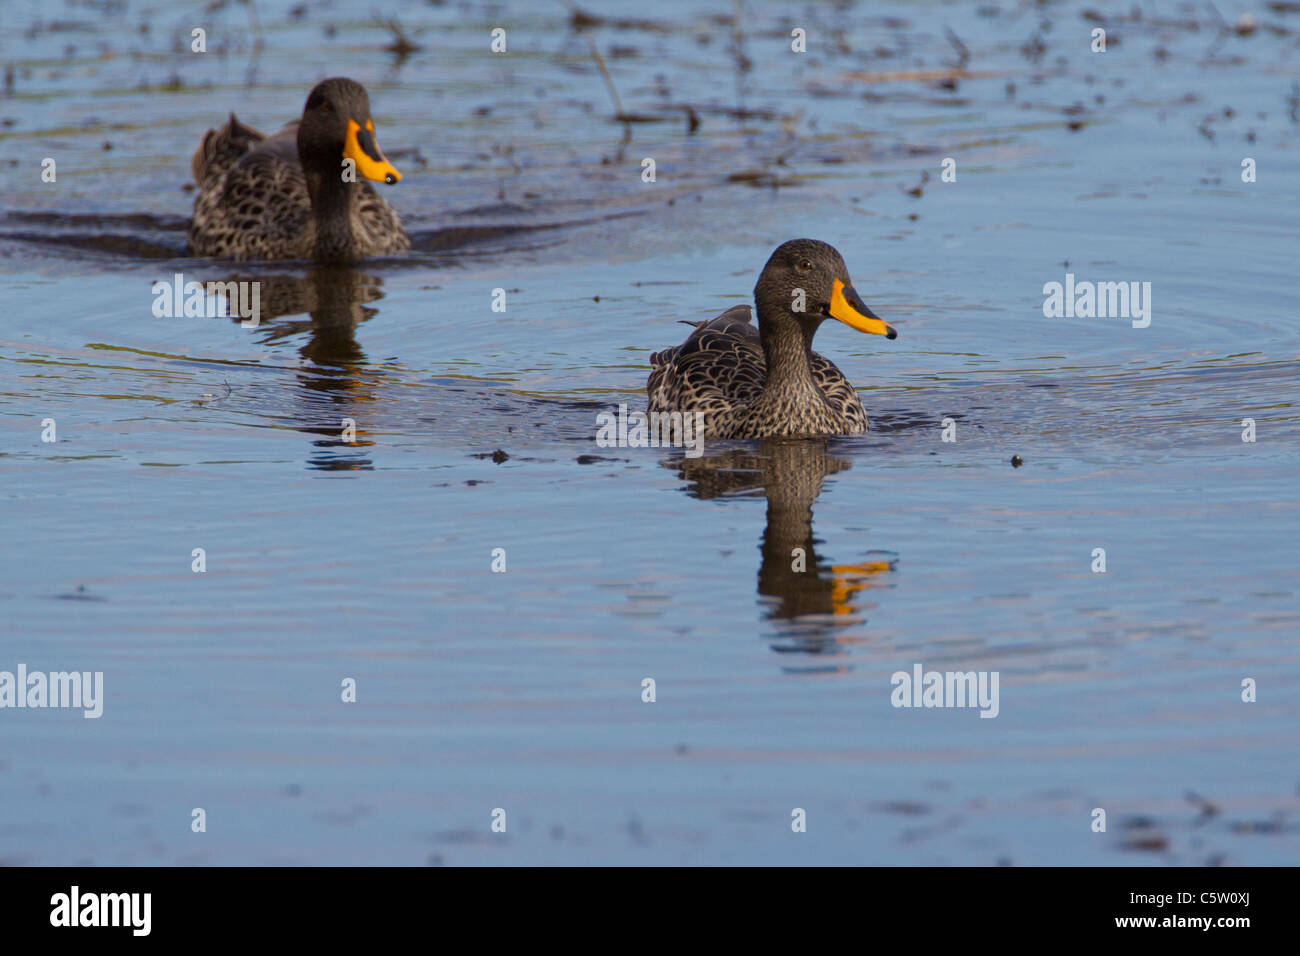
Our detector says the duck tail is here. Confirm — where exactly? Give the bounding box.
[191,112,266,185]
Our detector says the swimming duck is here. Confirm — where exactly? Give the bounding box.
[188,77,409,262]
[647,239,898,438]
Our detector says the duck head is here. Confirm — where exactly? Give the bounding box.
[297,77,402,186]
[754,239,897,342]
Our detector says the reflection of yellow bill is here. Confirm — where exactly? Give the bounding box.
[830,560,896,615]
[832,561,896,576]
[829,279,897,339]
[344,118,402,184]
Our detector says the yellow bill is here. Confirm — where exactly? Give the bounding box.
[829,279,897,339]
[344,118,402,184]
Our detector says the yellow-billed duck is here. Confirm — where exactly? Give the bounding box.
[188,77,409,263]
[647,239,898,438]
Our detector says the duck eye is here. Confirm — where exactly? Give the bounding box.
[320,101,333,113]
[796,259,813,273]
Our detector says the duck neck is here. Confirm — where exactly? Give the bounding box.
[757,306,821,398]
[303,163,361,264]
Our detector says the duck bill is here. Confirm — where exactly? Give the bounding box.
[344,118,402,184]
[829,279,897,339]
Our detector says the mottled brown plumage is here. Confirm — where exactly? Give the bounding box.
[648,239,898,439]
[188,78,409,263]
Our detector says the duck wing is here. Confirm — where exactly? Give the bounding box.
[648,305,765,420]
[189,119,313,260]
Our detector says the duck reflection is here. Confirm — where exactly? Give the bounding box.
[204,266,387,471]
[664,440,897,657]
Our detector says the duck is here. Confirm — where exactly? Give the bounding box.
[188,77,410,263]
[647,239,898,438]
